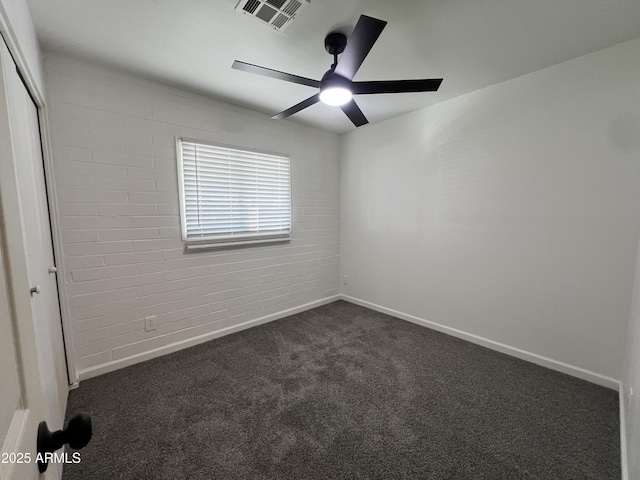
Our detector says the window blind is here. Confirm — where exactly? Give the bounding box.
[177,138,291,248]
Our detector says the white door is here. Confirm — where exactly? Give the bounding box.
[9,41,68,432]
[0,38,67,479]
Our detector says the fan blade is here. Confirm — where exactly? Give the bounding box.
[352,78,443,95]
[232,61,321,88]
[340,99,368,127]
[334,15,387,81]
[272,94,321,120]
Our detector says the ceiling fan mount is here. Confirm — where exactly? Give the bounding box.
[324,32,347,56]
[232,15,443,127]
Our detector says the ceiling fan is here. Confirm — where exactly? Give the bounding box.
[232,14,443,127]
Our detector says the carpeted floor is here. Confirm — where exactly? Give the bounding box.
[62,300,620,479]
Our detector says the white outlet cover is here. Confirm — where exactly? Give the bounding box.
[145,316,156,331]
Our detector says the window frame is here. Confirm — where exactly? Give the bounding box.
[176,137,292,250]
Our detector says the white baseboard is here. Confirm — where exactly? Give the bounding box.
[339,295,620,391]
[78,295,340,381]
[619,381,629,480]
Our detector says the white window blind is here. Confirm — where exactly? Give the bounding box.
[177,138,291,248]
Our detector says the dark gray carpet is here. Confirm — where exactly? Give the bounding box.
[63,300,620,479]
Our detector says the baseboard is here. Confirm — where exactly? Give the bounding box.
[339,295,620,391]
[78,295,340,381]
[619,381,629,480]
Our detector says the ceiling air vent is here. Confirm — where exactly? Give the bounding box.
[235,0,310,31]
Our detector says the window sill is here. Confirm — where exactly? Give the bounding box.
[185,235,291,251]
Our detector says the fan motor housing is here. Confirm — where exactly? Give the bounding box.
[320,70,350,90]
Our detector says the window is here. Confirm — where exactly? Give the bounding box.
[177,138,291,249]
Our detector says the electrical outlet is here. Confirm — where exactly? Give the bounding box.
[342,275,348,285]
[144,316,156,332]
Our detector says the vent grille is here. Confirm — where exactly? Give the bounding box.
[242,0,260,14]
[235,0,309,31]
[271,13,288,29]
[256,4,277,22]
[282,0,301,16]
[266,0,287,8]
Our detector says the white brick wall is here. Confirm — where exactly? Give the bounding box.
[44,53,340,378]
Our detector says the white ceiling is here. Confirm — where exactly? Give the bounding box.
[26,0,640,134]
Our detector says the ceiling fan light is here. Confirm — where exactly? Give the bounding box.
[319,86,352,106]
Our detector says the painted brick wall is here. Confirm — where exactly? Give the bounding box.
[44,53,340,379]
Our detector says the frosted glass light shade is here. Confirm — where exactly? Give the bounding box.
[319,87,352,106]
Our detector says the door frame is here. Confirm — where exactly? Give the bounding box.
[0,4,78,386]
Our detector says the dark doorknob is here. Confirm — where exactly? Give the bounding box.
[37,412,92,473]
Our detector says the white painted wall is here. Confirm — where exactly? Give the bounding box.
[341,37,640,382]
[44,53,340,379]
[623,235,640,478]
